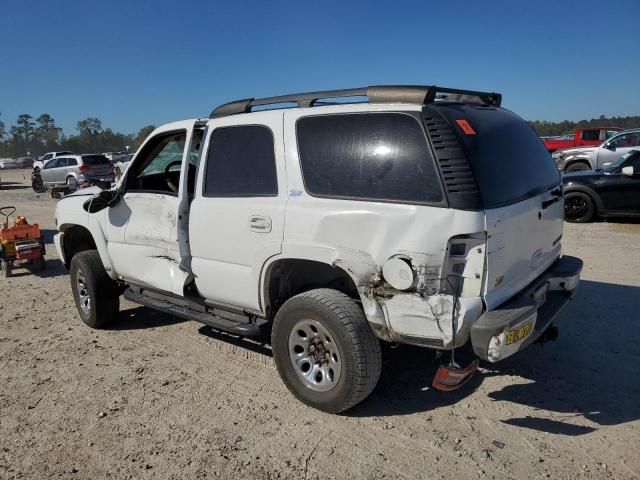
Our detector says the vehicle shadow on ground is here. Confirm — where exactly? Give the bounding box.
[350,280,640,436]
[0,183,30,191]
[40,229,57,244]
[109,306,188,330]
[5,258,67,279]
[198,325,273,357]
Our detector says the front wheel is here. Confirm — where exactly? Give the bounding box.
[272,289,381,413]
[565,162,590,173]
[564,191,595,223]
[70,250,120,328]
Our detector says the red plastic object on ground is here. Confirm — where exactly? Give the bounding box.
[432,359,480,392]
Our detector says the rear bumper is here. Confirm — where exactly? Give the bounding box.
[471,255,583,362]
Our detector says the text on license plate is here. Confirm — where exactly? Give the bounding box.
[505,321,534,345]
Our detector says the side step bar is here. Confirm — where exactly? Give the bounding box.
[124,288,267,337]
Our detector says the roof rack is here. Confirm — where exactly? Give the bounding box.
[209,85,501,118]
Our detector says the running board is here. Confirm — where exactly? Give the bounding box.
[123,288,266,337]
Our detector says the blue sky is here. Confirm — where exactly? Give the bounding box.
[1,0,638,134]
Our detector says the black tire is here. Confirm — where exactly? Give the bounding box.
[565,162,590,173]
[69,250,119,328]
[564,191,595,223]
[272,288,381,413]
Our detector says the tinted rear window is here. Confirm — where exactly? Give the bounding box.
[296,113,443,204]
[82,155,111,166]
[434,105,560,208]
[204,125,278,197]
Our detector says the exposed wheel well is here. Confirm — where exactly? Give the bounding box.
[61,225,97,268]
[264,259,359,319]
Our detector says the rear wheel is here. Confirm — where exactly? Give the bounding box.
[70,250,119,328]
[564,191,595,223]
[66,176,78,191]
[272,288,381,413]
[565,162,590,173]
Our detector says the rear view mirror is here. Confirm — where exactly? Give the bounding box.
[621,166,634,177]
[82,189,120,213]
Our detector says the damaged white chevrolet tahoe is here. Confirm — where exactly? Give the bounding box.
[54,86,583,413]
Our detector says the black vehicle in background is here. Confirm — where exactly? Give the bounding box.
[563,150,640,222]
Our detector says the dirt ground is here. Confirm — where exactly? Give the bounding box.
[1,169,639,480]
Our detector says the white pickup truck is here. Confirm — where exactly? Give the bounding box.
[54,85,582,412]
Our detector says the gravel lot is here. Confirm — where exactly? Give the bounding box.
[1,169,639,480]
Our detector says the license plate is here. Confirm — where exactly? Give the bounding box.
[505,320,534,345]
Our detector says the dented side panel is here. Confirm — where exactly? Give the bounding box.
[278,104,487,347]
[107,192,188,294]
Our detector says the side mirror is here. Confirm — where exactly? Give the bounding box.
[621,166,634,177]
[82,189,120,213]
[604,142,615,150]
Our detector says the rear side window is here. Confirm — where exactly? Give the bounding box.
[67,158,78,166]
[204,125,277,197]
[82,155,111,166]
[434,105,560,208]
[580,129,600,141]
[296,113,443,204]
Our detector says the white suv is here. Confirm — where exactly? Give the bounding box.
[33,151,75,171]
[53,86,582,412]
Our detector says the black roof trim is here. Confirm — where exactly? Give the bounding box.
[209,85,502,118]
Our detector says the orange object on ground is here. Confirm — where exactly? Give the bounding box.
[0,223,41,242]
[15,216,28,225]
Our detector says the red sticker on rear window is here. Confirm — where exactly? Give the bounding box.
[456,119,476,135]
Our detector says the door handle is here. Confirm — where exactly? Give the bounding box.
[248,215,272,233]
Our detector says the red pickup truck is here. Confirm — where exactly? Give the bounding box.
[542,127,622,152]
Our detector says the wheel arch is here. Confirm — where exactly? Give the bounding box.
[260,246,386,328]
[564,158,593,172]
[564,185,603,212]
[58,222,115,277]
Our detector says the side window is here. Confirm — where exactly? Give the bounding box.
[204,125,277,197]
[604,130,619,140]
[67,158,78,166]
[296,113,443,204]
[612,133,640,148]
[628,152,640,170]
[44,158,61,169]
[581,129,599,141]
[127,131,186,194]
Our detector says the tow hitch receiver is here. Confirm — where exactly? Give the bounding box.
[432,359,480,392]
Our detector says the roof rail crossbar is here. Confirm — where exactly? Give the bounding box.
[209,85,501,118]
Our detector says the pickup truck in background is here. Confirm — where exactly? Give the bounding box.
[542,127,622,152]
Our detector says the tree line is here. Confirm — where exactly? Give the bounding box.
[0,112,155,158]
[1,111,639,158]
[529,115,640,137]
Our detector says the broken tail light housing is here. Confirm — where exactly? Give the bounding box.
[440,232,487,297]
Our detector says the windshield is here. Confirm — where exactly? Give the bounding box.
[433,104,560,208]
[605,150,639,172]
